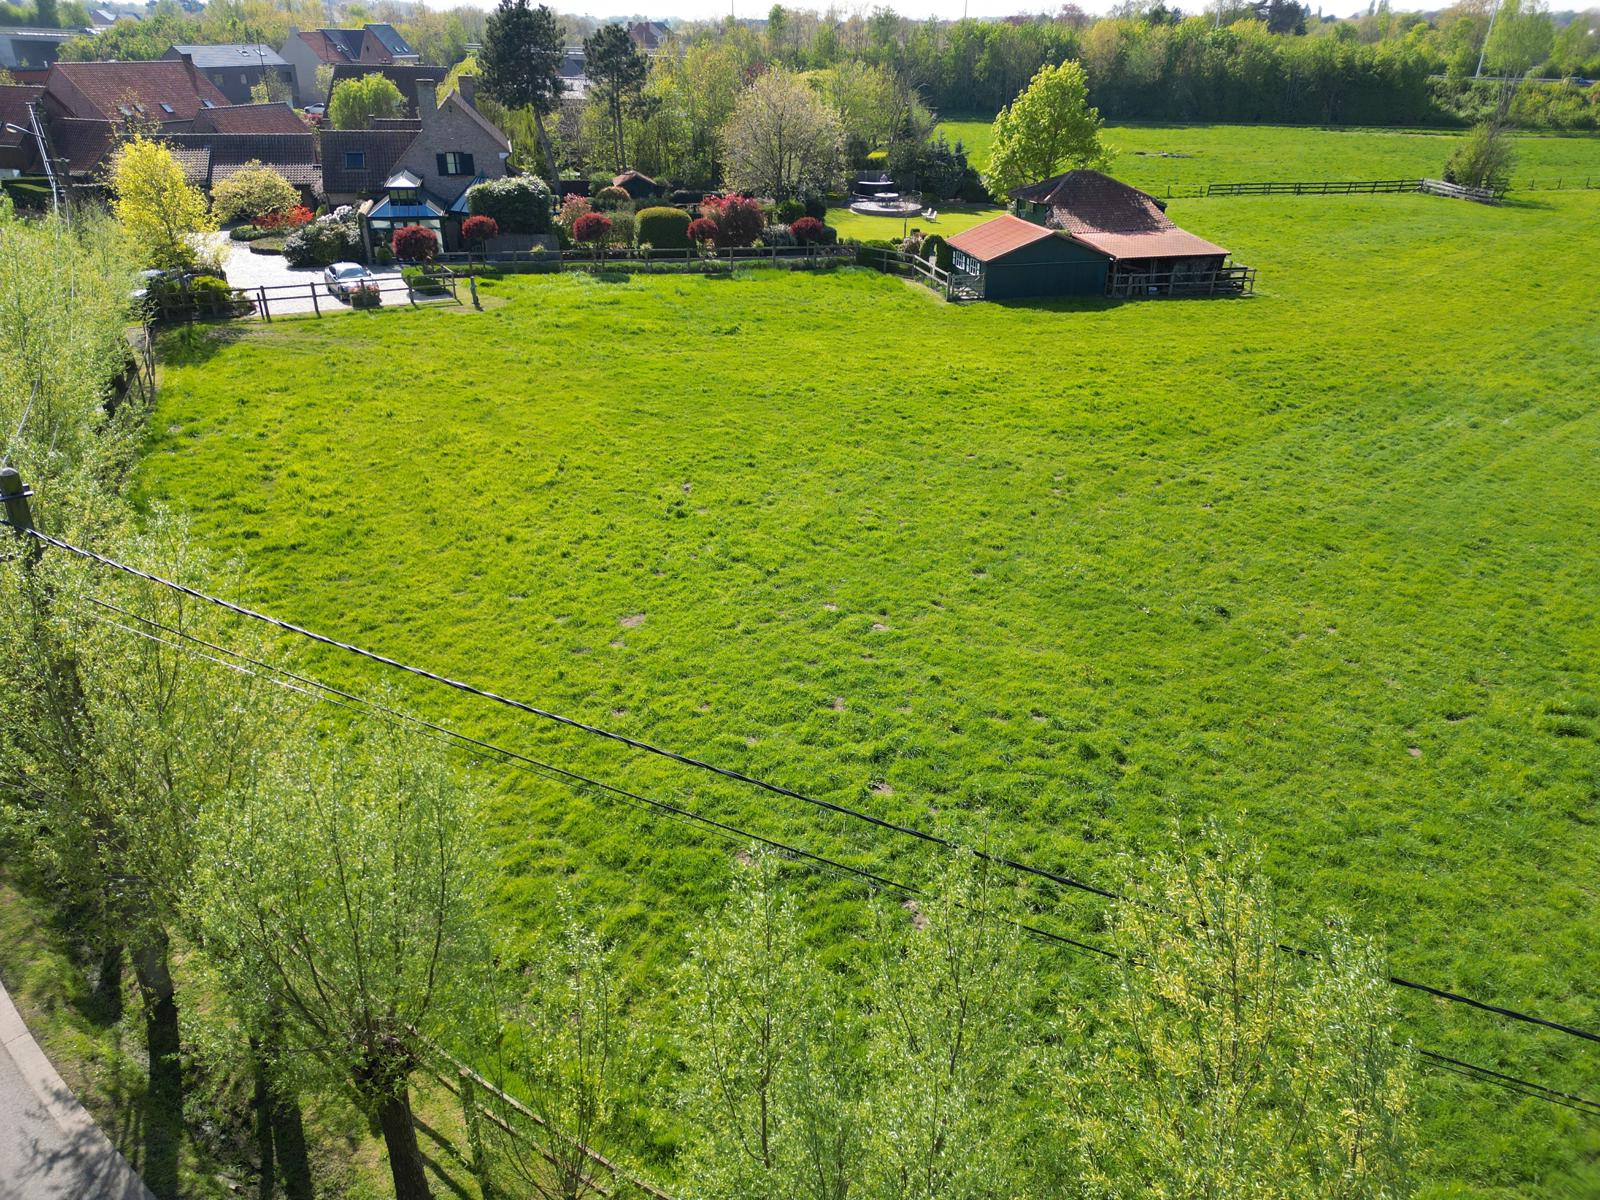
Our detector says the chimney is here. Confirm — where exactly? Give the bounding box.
[416,77,435,117]
[457,74,476,109]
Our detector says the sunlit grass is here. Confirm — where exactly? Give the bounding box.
[139,189,1600,1198]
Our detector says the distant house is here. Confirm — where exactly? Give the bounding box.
[0,27,81,73]
[319,75,511,255]
[611,169,661,201]
[0,83,45,175]
[164,44,294,106]
[627,20,671,51]
[280,24,419,104]
[947,170,1252,300]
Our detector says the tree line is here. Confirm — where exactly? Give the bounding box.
[0,195,1428,1200]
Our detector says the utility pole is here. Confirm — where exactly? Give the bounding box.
[0,466,40,564]
[1475,0,1502,79]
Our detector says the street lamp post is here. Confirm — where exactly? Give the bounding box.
[2,116,63,221]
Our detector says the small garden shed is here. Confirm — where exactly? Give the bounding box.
[947,214,1108,301]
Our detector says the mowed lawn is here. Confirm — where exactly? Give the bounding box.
[936,118,1600,191]
[140,190,1600,1197]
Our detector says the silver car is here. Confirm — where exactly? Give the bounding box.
[324,262,374,298]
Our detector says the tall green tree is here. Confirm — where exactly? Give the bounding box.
[721,67,843,199]
[583,23,648,171]
[983,58,1111,200]
[478,0,566,184]
[1056,841,1416,1200]
[193,719,490,1200]
[328,72,405,129]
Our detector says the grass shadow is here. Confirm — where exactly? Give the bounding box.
[152,323,252,368]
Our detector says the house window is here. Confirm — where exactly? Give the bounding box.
[344,151,366,169]
[160,102,174,114]
[201,99,215,108]
[436,152,474,176]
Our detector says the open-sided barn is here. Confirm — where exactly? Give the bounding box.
[948,170,1254,301]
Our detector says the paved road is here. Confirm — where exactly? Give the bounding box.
[0,981,153,1200]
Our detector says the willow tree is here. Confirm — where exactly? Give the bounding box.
[1057,843,1416,1200]
[193,718,489,1200]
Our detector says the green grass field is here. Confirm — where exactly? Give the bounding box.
[825,200,1002,241]
[936,119,1600,192]
[138,186,1600,1197]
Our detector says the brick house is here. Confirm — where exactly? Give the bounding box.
[280,24,419,105]
[163,44,294,105]
[319,76,511,256]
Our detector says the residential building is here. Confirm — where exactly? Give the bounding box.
[159,130,320,197]
[323,63,452,116]
[627,20,671,51]
[0,83,45,175]
[280,23,419,104]
[0,26,82,73]
[164,44,294,106]
[41,58,229,125]
[320,76,511,254]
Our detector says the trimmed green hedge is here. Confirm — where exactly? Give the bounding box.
[636,206,692,249]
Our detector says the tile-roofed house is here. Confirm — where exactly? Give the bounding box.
[1009,169,1229,261]
[164,43,294,105]
[363,23,418,63]
[324,63,453,116]
[48,116,115,177]
[627,20,671,50]
[192,100,306,134]
[160,130,320,192]
[42,58,229,124]
[0,83,45,173]
[319,127,416,197]
[324,76,512,256]
[947,213,1057,261]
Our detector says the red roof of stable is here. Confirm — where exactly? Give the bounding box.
[947,213,1059,261]
[1010,169,1228,260]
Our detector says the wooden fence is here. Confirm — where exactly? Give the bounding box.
[859,246,956,298]
[149,267,471,324]
[1419,177,1503,204]
[1107,263,1257,299]
[1206,178,1425,196]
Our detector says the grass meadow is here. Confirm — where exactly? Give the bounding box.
[936,118,1600,191]
[138,186,1600,1197]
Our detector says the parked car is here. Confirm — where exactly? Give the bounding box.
[324,262,375,298]
[303,103,325,116]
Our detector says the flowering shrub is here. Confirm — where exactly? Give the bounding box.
[461,214,498,245]
[392,224,439,262]
[572,212,612,246]
[558,194,592,233]
[687,217,719,245]
[256,205,313,232]
[790,216,825,245]
[699,194,763,248]
[349,282,382,309]
[283,210,361,267]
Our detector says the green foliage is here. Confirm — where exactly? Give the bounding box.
[209,160,298,225]
[466,174,552,234]
[1058,841,1415,1199]
[282,211,361,267]
[593,184,632,210]
[584,22,649,171]
[723,67,843,200]
[328,73,405,130]
[920,232,951,270]
[985,60,1111,201]
[477,0,565,181]
[635,205,692,249]
[1445,121,1517,190]
[110,136,216,271]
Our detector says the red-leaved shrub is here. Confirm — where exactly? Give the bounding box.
[700,194,763,247]
[257,205,313,231]
[391,224,439,261]
[461,214,499,244]
[790,216,825,244]
[686,217,719,244]
[572,212,612,244]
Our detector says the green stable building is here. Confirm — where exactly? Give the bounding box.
[948,170,1254,302]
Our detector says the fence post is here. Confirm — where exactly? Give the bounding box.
[458,1069,495,1200]
[310,281,320,317]
[258,286,270,321]
[469,273,480,310]
[0,467,40,564]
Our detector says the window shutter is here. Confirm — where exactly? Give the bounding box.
[436,153,448,176]
[460,153,474,175]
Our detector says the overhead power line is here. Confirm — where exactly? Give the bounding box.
[10,521,1600,1049]
[71,603,1600,1123]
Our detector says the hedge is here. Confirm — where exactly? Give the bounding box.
[636,206,692,249]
